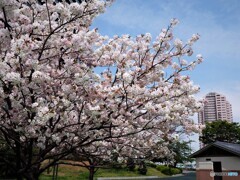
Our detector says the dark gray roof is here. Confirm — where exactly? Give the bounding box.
[190,141,240,158]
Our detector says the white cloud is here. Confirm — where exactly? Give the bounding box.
[99,0,240,63]
[99,1,170,33]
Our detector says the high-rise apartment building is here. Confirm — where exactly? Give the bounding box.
[198,92,233,124]
[198,92,233,148]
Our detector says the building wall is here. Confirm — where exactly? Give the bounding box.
[196,156,240,170]
[222,170,240,180]
[196,156,240,180]
[197,170,240,180]
[197,169,213,180]
[198,92,233,124]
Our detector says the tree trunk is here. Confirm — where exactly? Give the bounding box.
[16,176,23,180]
[24,173,39,180]
[173,162,177,168]
[15,172,39,180]
[22,165,41,180]
[88,165,95,180]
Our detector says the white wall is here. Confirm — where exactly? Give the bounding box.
[198,161,213,170]
[196,156,240,170]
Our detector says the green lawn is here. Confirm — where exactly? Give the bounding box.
[40,161,167,180]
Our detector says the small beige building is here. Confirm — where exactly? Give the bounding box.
[190,141,240,180]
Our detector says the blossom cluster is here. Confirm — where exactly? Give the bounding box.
[0,0,203,172]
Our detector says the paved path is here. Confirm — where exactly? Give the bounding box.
[98,176,158,180]
[98,172,196,180]
[156,172,196,180]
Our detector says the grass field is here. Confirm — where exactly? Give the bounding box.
[40,161,167,180]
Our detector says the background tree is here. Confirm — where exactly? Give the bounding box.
[150,138,193,167]
[199,120,240,145]
[71,141,121,180]
[169,139,193,167]
[0,0,203,179]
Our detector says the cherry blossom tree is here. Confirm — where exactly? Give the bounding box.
[71,141,118,180]
[0,0,203,179]
[73,135,173,179]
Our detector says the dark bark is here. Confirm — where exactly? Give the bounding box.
[173,162,177,168]
[88,165,95,180]
[23,170,40,180]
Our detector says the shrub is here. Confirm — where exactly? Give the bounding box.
[146,162,157,168]
[111,162,123,169]
[161,167,172,175]
[170,167,181,175]
[178,167,183,173]
[156,165,168,172]
[156,165,182,175]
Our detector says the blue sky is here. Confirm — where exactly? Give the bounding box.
[92,0,240,149]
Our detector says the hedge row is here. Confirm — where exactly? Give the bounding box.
[156,165,182,175]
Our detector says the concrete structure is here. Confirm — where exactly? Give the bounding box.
[190,141,240,180]
[198,92,233,125]
[198,92,233,148]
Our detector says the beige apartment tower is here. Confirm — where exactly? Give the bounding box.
[198,92,233,124]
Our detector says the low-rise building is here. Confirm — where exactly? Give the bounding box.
[190,141,240,180]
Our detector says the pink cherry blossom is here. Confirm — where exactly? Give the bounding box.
[0,0,203,179]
